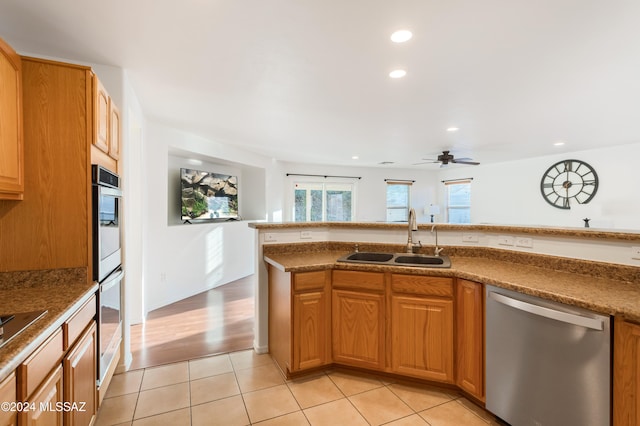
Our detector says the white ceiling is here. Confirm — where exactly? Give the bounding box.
[1,0,639,168]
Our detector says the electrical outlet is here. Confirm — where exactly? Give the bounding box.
[264,233,277,242]
[515,237,533,248]
[300,231,312,239]
[160,272,166,282]
[462,233,479,243]
[632,246,640,260]
[498,236,514,246]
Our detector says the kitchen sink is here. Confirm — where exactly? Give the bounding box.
[344,252,394,262]
[337,252,451,268]
[394,254,451,267]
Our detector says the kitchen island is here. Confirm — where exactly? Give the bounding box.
[251,222,640,424]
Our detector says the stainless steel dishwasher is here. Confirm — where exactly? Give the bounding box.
[485,285,610,426]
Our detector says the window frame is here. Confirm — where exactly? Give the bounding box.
[292,180,356,222]
[385,181,412,222]
[445,180,471,224]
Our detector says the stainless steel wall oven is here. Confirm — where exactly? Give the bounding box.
[92,164,124,385]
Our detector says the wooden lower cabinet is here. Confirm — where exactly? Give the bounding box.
[269,265,331,376]
[21,365,63,426]
[332,289,385,369]
[390,295,454,382]
[455,279,485,401]
[293,291,329,371]
[268,266,486,396]
[0,373,16,426]
[63,321,97,426]
[614,317,640,425]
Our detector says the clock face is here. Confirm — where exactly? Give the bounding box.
[540,159,599,209]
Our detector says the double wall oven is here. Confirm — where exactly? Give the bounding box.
[92,165,124,385]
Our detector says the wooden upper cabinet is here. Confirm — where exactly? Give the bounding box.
[94,76,110,154]
[0,37,24,200]
[109,101,121,160]
[93,74,120,162]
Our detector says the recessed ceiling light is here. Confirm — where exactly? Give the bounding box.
[554,141,566,146]
[446,127,459,132]
[391,30,413,43]
[389,69,407,79]
[352,155,359,160]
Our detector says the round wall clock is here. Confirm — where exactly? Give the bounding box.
[540,159,599,209]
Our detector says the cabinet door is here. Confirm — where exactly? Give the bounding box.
[391,295,453,382]
[0,373,16,426]
[293,291,328,371]
[21,365,63,426]
[93,76,110,154]
[64,321,97,426]
[332,289,384,369]
[0,37,23,200]
[108,102,120,160]
[456,279,484,400]
[614,318,640,425]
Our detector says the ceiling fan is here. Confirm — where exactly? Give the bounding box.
[414,150,480,166]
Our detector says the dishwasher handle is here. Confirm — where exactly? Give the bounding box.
[488,291,604,331]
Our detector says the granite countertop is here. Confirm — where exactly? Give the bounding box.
[0,268,98,382]
[264,249,640,323]
[249,221,640,242]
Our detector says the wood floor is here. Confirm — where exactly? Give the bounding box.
[129,275,255,370]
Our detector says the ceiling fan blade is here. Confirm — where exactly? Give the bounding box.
[413,159,440,165]
[451,159,480,165]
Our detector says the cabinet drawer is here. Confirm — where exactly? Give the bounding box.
[333,270,384,292]
[391,274,453,297]
[18,327,64,399]
[0,372,16,425]
[63,295,96,350]
[293,270,327,292]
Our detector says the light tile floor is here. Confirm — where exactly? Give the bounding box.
[96,350,502,426]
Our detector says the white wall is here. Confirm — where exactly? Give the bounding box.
[437,143,640,230]
[280,162,439,222]
[141,123,276,314]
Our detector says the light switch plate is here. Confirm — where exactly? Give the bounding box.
[462,233,479,243]
[515,237,533,248]
[498,236,514,246]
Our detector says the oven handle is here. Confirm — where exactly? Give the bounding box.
[98,185,123,198]
[489,291,604,331]
[100,269,124,293]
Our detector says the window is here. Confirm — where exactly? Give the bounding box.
[446,180,471,223]
[294,182,354,221]
[386,181,411,222]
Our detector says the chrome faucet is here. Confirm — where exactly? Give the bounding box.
[406,208,421,253]
[431,224,443,256]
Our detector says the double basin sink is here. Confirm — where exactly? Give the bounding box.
[337,252,451,268]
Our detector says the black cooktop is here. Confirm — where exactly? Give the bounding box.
[0,310,48,349]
